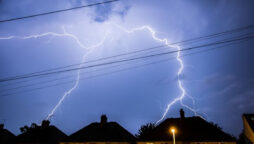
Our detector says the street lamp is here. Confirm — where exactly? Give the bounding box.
[170,127,176,144]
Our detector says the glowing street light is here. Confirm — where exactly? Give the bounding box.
[170,127,176,144]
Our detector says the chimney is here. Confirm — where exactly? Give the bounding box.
[180,109,185,119]
[41,120,50,127]
[0,124,4,130]
[100,115,107,125]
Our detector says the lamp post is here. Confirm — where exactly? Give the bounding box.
[170,128,176,144]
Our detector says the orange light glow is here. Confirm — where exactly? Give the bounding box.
[169,127,177,134]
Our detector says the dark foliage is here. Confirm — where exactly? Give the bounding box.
[135,123,155,140]
[16,120,67,144]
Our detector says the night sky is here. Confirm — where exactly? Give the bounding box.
[0,0,254,137]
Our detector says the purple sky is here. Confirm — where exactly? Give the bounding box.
[0,0,254,137]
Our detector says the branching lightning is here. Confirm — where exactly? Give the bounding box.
[0,27,110,120]
[46,31,109,120]
[0,23,202,123]
[0,29,86,50]
[110,23,203,124]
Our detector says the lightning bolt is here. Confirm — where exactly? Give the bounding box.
[0,27,90,49]
[0,27,110,120]
[46,31,109,120]
[109,23,203,124]
[0,23,203,123]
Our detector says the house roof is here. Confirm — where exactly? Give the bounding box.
[68,116,136,142]
[243,114,254,132]
[139,113,235,142]
[0,128,15,143]
[16,124,67,143]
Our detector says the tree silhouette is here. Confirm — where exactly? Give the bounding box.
[31,123,38,129]
[20,125,30,133]
[136,123,155,140]
[20,127,25,133]
[0,124,4,130]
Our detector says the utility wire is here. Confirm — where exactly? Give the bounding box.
[0,46,171,87]
[1,35,254,82]
[1,34,253,83]
[1,32,253,91]
[0,49,170,90]
[0,0,119,23]
[10,25,254,76]
[1,24,254,82]
[1,37,253,97]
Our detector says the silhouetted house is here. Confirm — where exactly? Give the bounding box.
[62,115,136,144]
[242,114,254,144]
[16,120,67,144]
[0,124,15,144]
[138,109,236,144]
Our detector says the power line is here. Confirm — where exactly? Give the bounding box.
[11,25,254,76]
[1,32,254,91]
[1,24,254,82]
[0,46,170,88]
[0,48,173,90]
[1,34,253,83]
[1,34,254,82]
[1,37,253,97]
[0,0,119,23]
